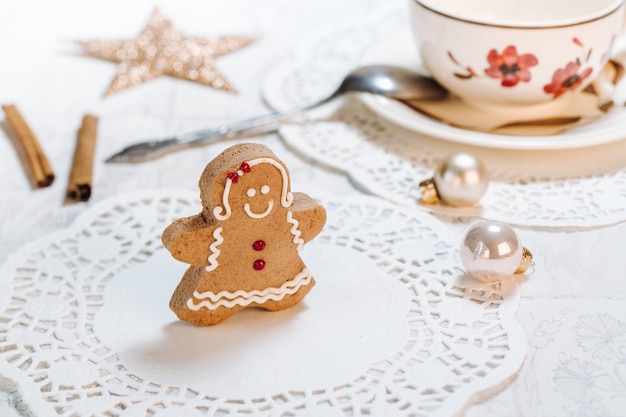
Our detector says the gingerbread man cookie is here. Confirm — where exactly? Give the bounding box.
[162,143,326,326]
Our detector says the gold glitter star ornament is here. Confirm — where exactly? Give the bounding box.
[77,9,256,95]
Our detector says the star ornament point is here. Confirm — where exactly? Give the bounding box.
[77,9,256,95]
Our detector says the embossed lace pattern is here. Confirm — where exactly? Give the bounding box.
[261,10,626,229]
[0,190,525,417]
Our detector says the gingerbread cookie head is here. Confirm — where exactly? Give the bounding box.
[200,145,294,224]
[162,143,326,326]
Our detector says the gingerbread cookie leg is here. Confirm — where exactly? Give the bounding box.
[170,266,243,326]
[177,305,242,327]
[260,278,316,312]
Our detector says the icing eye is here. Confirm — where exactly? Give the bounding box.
[261,185,270,195]
[247,188,256,197]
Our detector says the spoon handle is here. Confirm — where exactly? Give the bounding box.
[105,94,336,163]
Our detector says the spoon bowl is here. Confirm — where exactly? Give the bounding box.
[106,65,447,163]
[333,65,448,101]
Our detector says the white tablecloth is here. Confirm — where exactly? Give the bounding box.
[1,1,625,416]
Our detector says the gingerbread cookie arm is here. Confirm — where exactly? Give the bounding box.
[162,215,217,266]
[290,192,326,243]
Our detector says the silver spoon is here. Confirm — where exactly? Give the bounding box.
[105,65,447,163]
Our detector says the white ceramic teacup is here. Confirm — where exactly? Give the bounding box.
[409,0,625,109]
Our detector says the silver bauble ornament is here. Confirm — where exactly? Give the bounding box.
[460,220,533,282]
[420,153,489,207]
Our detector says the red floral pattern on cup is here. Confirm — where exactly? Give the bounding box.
[447,38,597,100]
[448,46,538,86]
[543,61,593,97]
[484,46,539,87]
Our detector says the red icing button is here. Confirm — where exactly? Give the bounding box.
[253,240,266,251]
[253,259,266,270]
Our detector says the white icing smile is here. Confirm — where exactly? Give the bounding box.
[244,200,274,218]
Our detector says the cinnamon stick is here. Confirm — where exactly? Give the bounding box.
[66,114,98,202]
[2,104,55,188]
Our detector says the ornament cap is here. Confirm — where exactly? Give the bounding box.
[515,247,533,274]
[419,178,440,204]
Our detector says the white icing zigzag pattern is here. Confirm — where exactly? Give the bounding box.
[187,268,312,311]
[205,227,224,272]
[287,211,304,251]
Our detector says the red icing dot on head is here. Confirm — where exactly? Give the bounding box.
[253,240,266,251]
[240,161,251,173]
[227,172,239,183]
[253,259,266,270]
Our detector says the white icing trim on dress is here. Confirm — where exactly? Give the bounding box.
[213,157,294,221]
[187,268,312,311]
[205,227,224,272]
[244,200,274,219]
[287,211,304,251]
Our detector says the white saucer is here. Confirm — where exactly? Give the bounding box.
[358,29,626,150]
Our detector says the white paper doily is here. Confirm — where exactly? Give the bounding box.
[262,9,626,229]
[0,190,525,417]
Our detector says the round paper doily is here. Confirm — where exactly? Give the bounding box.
[262,9,626,229]
[0,190,525,417]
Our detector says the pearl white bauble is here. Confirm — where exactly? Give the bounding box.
[433,153,489,207]
[460,220,528,282]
